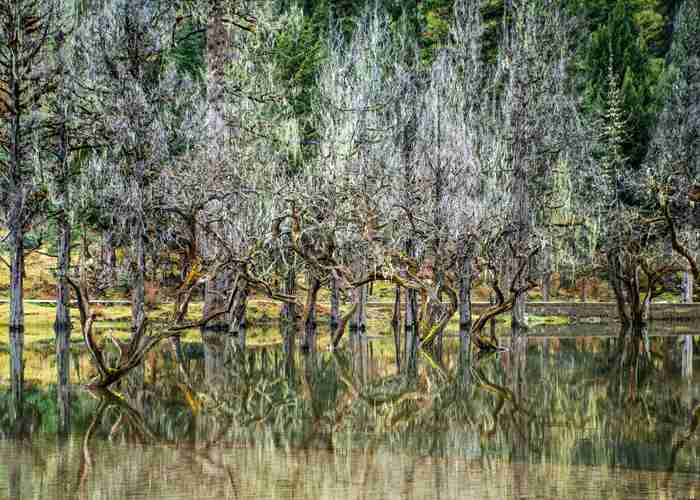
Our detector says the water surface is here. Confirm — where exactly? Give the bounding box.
[2,325,700,499]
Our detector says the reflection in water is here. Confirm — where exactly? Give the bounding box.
[683,335,693,378]
[2,331,700,499]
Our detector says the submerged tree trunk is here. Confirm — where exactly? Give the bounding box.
[55,191,72,404]
[349,283,367,348]
[683,271,694,303]
[229,282,249,351]
[683,270,694,377]
[9,222,25,412]
[510,117,530,335]
[404,242,419,377]
[281,267,296,377]
[302,276,321,353]
[458,246,473,384]
[56,209,72,329]
[132,225,147,330]
[542,245,551,302]
[9,224,24,330]
[607,250,631,330]
[55,209,71,427]
[330,276,340,334]
[391,286,402,371]
[203,270,232,331]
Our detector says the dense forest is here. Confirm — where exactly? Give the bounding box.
[0,0,699,397]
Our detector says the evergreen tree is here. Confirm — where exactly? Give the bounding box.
[580,0,667,170]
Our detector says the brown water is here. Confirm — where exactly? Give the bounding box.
[2,327,700,499]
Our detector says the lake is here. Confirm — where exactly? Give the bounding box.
[2,324,700,499]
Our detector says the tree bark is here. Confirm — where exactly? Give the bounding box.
[9,223,24,329]
[349,283,367,348]
[55,207,71,429]
[56,201,72,330]
[229,282,249,351]
[9,222,24,411]
[391,286,402,371]
[132,224,147,330]
[684,271,694,303]
[542,245,551,302]
[404,242,419,377]
[101,230,117,279]
[458,247,473,384]
[203,269,232,331]
[207,1,235,137]
[607,250,631,330]
[330,276,340,334]
[281,267,296,377]
[302,276,321,353]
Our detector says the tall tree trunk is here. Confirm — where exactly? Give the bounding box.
[542,245,551,302]
[55,203,72,433]
[202,1,236,330]
[458,247,473,385]
[9,223,24,330]
[132,225,146,329]
[9,221,24,412]
[391,286,402,371]
[55,202,72,330]
[404,242,419,377]
[207,0,235,139]
[509,83,530,335]
[281,267,296,377]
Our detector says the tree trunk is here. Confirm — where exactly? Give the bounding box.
[132,225,146,329]
[281,267,296,377]
[302,276,321,353]
[404,262,419,378]
[55,210,71,429]
[229,283,248,351]
[541,244,551,302]
[56,210,71,330]
[458,248,473,384]
[203,269,232,331]
[101,230,117,279]
[330,276,340,334]
[9,223,24,329]
[607,250,630,329]
[391,286,402,371]
[350,283,367,348]
[207,1,233,135]
[542,274,551,302]
[684,271,694,303]
[9,222,24,411]
[509,108,530,334]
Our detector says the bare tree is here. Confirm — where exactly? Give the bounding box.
[0,0,63,409]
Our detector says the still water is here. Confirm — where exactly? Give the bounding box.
[2,326,700,499]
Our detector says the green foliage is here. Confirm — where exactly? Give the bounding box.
[577,0,671,170]
[168,19,206,79]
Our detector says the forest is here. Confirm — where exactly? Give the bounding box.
[0,0,699,404]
